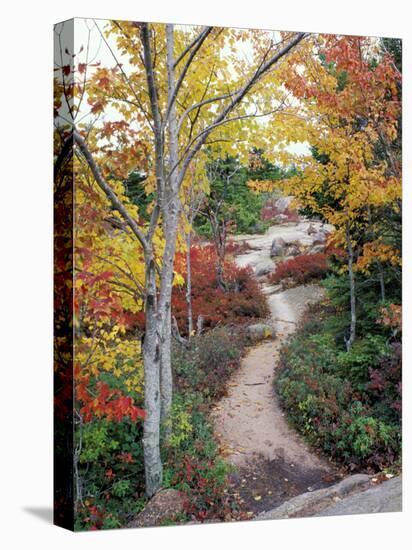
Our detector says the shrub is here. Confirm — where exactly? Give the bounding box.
[276,303,401,471]
[172,325,247,400]
[225,239,253,256]
[165,326,249,522]
[163,398,234,522]
[173,245,269,335]
[269,253,330,286]
[74,418,146,530]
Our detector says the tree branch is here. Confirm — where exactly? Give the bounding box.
[177,32,307,185]
[173,26,212,68]
[165,27,213,123]
[73,130,149,253]
[139,23,165,242]
[177,91,235,136]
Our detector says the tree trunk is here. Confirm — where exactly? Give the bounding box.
[186,232,193,336]
[345,225,357,351]
[378,262,386,302]
[216,223,227,291]
[209,213,227,290]
[142,255,163,497]
[157,24,181,425]
[366,205,386,303]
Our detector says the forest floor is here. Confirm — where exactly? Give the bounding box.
[211,221,342,516]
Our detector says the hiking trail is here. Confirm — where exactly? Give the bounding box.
[211,221,340,514]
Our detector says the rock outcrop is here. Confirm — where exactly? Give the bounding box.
[316,476,402,517]
[127,489,187,528]
[246,323,275,342]
[255,475,401,521]
[270,237,287,258]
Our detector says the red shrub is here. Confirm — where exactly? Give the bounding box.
[261,202,279,221]
[283,207,300,223]
[225,239,252,256]
[172,245,268,334]
[269,253,329,285]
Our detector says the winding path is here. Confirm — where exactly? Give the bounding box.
[211,221,339,514]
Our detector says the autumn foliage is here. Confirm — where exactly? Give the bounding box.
[172,245,269,334]
[53,20,402,530]
[269,253,330,286]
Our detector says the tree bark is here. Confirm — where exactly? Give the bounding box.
[157,24,181,425]
[142,254,163,497]
[216,219,227,291]
[378,262,386,302]
[345,224,357,351]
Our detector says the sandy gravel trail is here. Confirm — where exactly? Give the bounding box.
[211,285,328,472]
[211,223,338,513]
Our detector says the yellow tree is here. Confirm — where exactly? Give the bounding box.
[57,19,307,496]
[249,34,401,349]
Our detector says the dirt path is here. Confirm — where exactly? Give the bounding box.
[211,224,340,514]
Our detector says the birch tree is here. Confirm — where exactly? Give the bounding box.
[67,21,307,497]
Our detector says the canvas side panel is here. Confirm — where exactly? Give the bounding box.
[53,18,75,531]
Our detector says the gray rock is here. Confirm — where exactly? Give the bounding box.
[270,237,287,258]
[307,223,317,235]
[316,476,402,517]
[246,323,275,342]
[274,196,294,213]
[250,222,265,234]
[309,244,326,254]
[285,244,301,257]
[127,488,187,528]
[256,474,372,521]
[312,231,327,245]
[255,261,275,277]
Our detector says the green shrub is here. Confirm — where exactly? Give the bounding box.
[162,391,234,522]
[276,303,401,470]
[163,326,249,521]
[74,418,146,531]
[172,325,247,400]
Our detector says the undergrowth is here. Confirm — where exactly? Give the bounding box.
[276,300,401,472]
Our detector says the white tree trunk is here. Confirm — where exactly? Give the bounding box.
[142,254,163,497]
[157,25,181,424]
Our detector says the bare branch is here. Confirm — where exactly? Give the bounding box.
[177,91,235,135]
[139,23,163,141]
[139,23,165,242]
[173,26,211,68]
